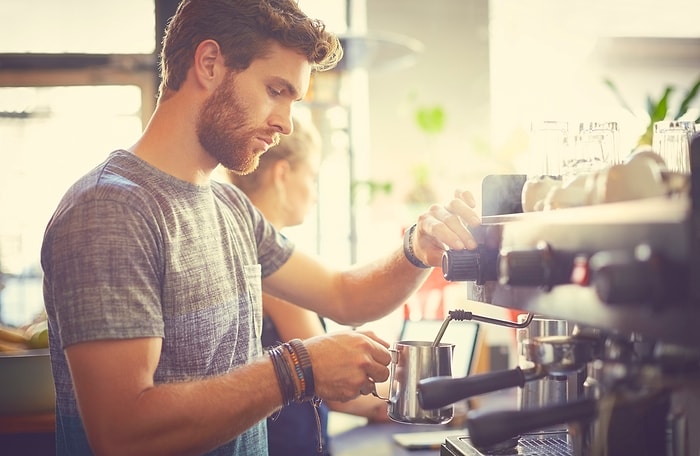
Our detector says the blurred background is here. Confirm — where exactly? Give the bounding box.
[0,0,699,349]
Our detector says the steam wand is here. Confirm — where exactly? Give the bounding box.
[432,309,534,347]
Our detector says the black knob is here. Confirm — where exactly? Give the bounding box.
[498,242,574,290]
[588,244,676,305]
[499,241,553,288]
[442,246,498,284]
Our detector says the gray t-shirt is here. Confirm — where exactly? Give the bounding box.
[41,150,294,455]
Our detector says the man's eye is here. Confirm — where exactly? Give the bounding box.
[269,87,282,96]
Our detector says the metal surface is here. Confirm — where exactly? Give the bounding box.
[434,311,534,347]
[440,136,700,456]
[0,349,54,416]
[379,341,455,424]
[442,432,572,456]
[525,336,596,376]
[517,317,577,440]
[465,196,700,346]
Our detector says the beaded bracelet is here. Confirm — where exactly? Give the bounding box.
[289,338,315,401]
[284,340,325,452]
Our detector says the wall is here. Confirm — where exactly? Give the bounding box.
[356,0,494,262]
[343,0,517,351]
[352,0,700,353]
[489,0,700,169]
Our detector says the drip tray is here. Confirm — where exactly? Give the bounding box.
[442,432,572,456]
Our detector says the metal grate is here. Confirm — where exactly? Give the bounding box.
[449,433,572,456]
[517,436,572,456]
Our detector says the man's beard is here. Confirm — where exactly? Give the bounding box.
[196,72,278,174]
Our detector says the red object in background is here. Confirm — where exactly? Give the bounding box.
[571,255,590,286]
[401,226,523,324]
[405,267,453,320]
[401,225,453,320]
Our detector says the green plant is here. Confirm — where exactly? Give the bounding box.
[351,179,393,203]
[402,104,446,204]
[414,105,446,135]
[604,75,700,147]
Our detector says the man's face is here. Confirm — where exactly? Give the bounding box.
[196,43,312,175]
[196,71,263,173]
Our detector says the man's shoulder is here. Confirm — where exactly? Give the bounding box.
[59,152,149,207]
[47,151,171,232]
[211,179,251,207]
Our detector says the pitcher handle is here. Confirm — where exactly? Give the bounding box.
[371,385,390,403]
[371,347,398,403]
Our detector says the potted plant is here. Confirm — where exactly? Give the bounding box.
[604,75,700,148]
[404,104,446,206]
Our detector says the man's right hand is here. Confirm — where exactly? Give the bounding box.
[303,331,391,402]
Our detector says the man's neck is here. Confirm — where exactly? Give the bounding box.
[129,97,216,186]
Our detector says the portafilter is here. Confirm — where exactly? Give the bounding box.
[418,334,597,410]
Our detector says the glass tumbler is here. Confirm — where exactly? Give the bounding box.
[652,120,697,173]
[563,121,619,177]
[529,120,569,177]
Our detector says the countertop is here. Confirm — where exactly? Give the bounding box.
[331,420,463,456]
[328,390,516,456]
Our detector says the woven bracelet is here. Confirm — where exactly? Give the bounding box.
[283,343,306,402]
[289,339,315,401]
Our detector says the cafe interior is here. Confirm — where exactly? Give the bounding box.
[1,0,700,455]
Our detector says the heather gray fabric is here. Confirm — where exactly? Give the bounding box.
[41,150,294,455]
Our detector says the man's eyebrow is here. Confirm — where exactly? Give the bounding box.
[271,76,302,101]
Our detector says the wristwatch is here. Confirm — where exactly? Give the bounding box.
[403,224,430,269]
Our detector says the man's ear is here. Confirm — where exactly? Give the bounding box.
[192,39,224,89]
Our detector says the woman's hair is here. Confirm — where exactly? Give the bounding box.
[158,0,343,99]
[228,115,321,194]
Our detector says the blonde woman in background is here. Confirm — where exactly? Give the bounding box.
[224,115,390,455]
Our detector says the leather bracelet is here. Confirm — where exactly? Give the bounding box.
[269,344,296,406]
[403,224,430,269]
[289,339,315,401]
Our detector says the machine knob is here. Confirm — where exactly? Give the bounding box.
[590,253,654,304]
[442,246,498,284]
[588,244,684,306]
[589,244,688,306]
[499,249,548,286]
[498,241,576,290]
[498,241,554,289]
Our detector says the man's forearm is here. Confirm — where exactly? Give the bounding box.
[333,247,432,326]
[81,357,282,456]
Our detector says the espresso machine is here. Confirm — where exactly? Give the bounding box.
[415,135,700,456]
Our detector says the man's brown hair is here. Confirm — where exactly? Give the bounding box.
[158,0,343,99]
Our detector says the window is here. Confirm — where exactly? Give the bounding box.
[0,0,156,325]
[489,0,700,166]
[0,0,348,326]
[1,0,155,54]
[0,85,145,325]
